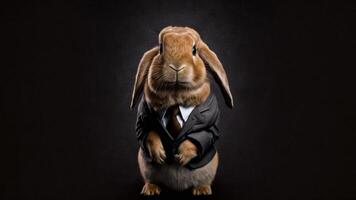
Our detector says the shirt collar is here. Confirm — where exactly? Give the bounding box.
[179,105,195,122]
[158,105,196,122]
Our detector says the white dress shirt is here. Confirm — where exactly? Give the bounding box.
[160,106,195,128]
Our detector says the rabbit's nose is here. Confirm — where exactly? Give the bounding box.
[168,64,185,72]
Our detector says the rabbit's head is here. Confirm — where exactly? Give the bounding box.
[131,26,233,109]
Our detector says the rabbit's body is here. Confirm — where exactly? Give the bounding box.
[138,148,218,191]
[130,26,234,196]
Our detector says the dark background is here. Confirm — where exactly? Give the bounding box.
[2,0,356,199]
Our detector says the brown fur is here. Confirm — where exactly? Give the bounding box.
[141,183,161,195]
[130,26,233,110]
[146,131,166,164]
[176,139,198,166]
[138,148,219,195]
[132,26,232,196]
[130,47,160,109]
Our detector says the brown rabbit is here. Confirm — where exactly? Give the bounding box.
[130,26,233,195]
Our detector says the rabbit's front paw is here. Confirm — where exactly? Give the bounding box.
[149,142,166,164]
[175,139,198,166]
[147,131,166,164]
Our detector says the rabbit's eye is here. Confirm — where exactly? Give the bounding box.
[159,43,163,54]
[192,45,197,56]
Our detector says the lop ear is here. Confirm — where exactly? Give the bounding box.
[198,41,234,108]
[130,47,159,110]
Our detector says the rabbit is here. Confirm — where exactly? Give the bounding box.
[130,26,233,196]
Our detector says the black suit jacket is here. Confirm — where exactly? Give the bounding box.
[136,94,220,169]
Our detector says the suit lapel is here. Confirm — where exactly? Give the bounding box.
[177,107,200,138]
[146,103,175,140]
[156,117,175,140]
[146,94,212,141]
[176,95,212,140]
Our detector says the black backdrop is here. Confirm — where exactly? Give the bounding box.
[2,0,356,199]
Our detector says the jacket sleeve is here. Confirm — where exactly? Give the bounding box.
[186,124,219,158]
[136,98,151,154]
[186,96,220,158]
